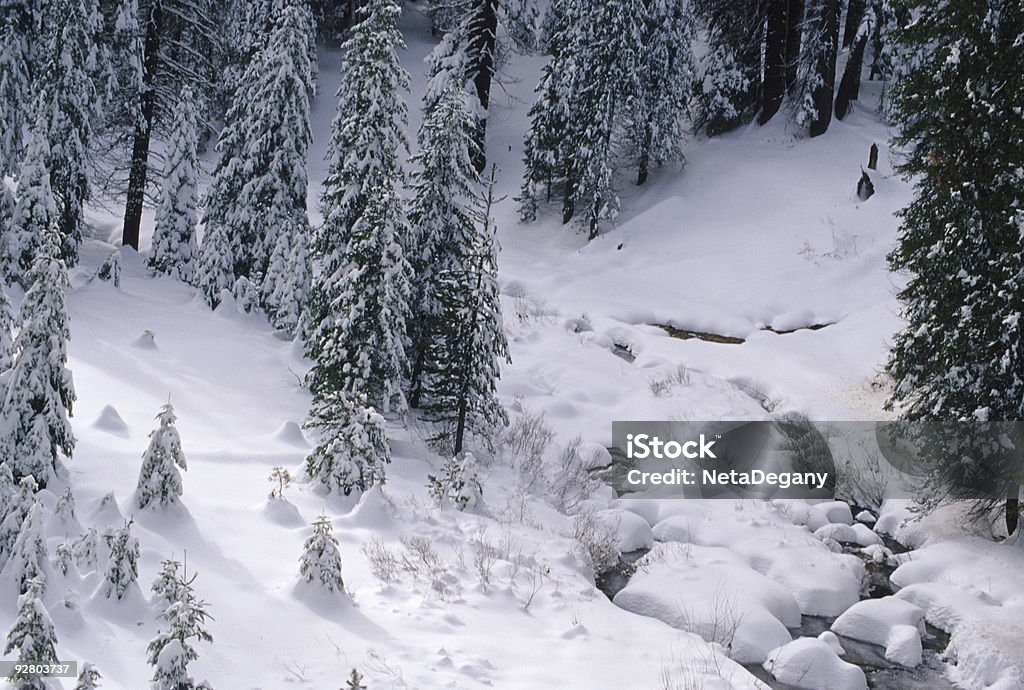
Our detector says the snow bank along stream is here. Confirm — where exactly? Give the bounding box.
[594,498,955,690]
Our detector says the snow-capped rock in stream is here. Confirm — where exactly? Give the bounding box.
[763,637,867,690]
[831,596,926,667]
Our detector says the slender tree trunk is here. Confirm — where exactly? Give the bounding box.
[808,0,839,137]
[761,0,788,124]
[1007,489,1020,537]
[409,349,425,409]
[122,0,163,251]
[834,33,867,119]
[842,0,865,48]
[784,0,804,94]
[467,0,498,173]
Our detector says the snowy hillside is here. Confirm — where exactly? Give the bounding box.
[2,1,1023,690]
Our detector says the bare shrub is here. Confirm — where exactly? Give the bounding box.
[549,436,599,514]
[572,511,620,575]
[362,537,400,585]
[649,364,692,397]
[504,408,554,478]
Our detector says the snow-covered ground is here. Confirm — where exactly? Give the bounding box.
[5,5,1023,689]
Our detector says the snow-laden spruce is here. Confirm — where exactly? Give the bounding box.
[260,215,311,334]
[152,558,185,608]
[407,82,480,409]
[0,284,13,403]
[5,113,55,286]
[73,663,102,690]
[102,522,139,600]
[4,578,59,688]
[147,566,214,690]
[0,185,14,282]
[0,218,75,486]
[422,168,509,454]
[136,402,188,510]
[692,0,762,136]
[428,452,483,511]
[0,2,40,176]
[307,0,412,414]
[299,514,344,593]
[202,0,314,284]
[2,500,48,594]
[35,0,104,265]
[792,0,840,136]
[150,87,200,283]
[193,220,235,309]
[305,391,390,495]
[0,476,37,570]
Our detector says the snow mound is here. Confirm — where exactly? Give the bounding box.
[856,510,876,524]
[763,637,867,690]
[818,630,846,656]
[596,509,653,552]
[831,596,925,667]
[92,405,130,437]
[577,442,612,470]
[263,497,304,527]
[91,492,124,525]
[813,523,882,547]
[806,501,854,531]
[130,329,158,349]
[273,420,309,447]
[613,543,799,664]
[764,546,863,616]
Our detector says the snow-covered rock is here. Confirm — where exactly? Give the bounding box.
[814,522,882,547]
[856,510,877,524]
[92,405,130,437]
[831,596,925,667]
[818,630,846,656]
[577,442,613,470]
[763,638,866,690]
[806,501,854,531]
[596,509,653,552]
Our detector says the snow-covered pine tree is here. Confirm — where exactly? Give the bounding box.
[72,527,98,572]
[34,0,104,265]
[101,522,139,599]
[0,217,75,486]
[5,111,55,287]
[206,0,314,283]
[4,578,59,687]
[427,452,483,510]
[2,500,48,594]
[298,514,344,592]
[791,0,840,136]
[135,402,187,509]
[627,0,696,185]
[407,83,480,409]
[260,216,312,334]
[305,391,390,494]
[151,558,183,609]
[692,0,764,135]
[193,221,235,308]
[0,476,37,570]
[0,464,14,518]
[0,184,14,281]
[0,1,45,176]
[422,167,509,455]
[0,283,13,403]
[149,86,200,282]
[307,0,412,412]
[147,568,214,690]
[885,0,1024,534]
[73,662,102,690]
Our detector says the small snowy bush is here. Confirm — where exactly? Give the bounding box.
[299,515,344,593]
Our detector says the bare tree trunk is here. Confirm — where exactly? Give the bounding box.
[1008,487,1020,536]
[761,0,788,124]
[784,0,804,95]
[122,0,163,251]
[467,0,498,173]
[835,32,867,119]
[842,0,865,48]
[808,0,839,137]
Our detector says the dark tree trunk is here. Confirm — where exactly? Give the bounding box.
[467,0,498,173]
[842,0,865,48]
[868,142,878,169]
[409,349,425,409]
[122,0,164,251]
[1007,487,1020,537]
[808,0,839,138]
[760,0,788,124]
[784,0,804,94]
[834,33,867,119]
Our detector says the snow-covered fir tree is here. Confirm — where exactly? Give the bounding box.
[792,0,840,136]
[306,0,413,413]
[101,522,139,599]
[885,0,1024,534]
[136,402,188,509]
[0,184,14,282]
[298,514,344,592]
[2,500,48,594]
[305,391,390,495]
[627,0,696,185]
[4,578,58,688]
[34,0,104,264]
[152,558,184,608]
[0,476,37,570]
[0,463,14,518]
[427,452,483,510]
[345,668,367,690]
[203,0,315,284]
[692,0,763,135]
[407,83,479,408]
[0,218,75,486]
[147,568,214,690]
[150,87,200,282]
[0,1,45,176]
[422,167,508,454]
[72,527,98,572]
[0,283,13,404]
[73,663,102,690]
[193,221,235,308]
[5,112,55,286]
[260,216,311,334]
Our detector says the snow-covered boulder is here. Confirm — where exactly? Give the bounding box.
[577,442,613,470]
[764,547,863,616]
[856,510,877,524]
[807,501,854,531]
[763,638,867,690]
[818,630,846,656]
[814,523,882,547]
[92,405,130,438]
[596,509,653,552]
[831,596,926,667]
